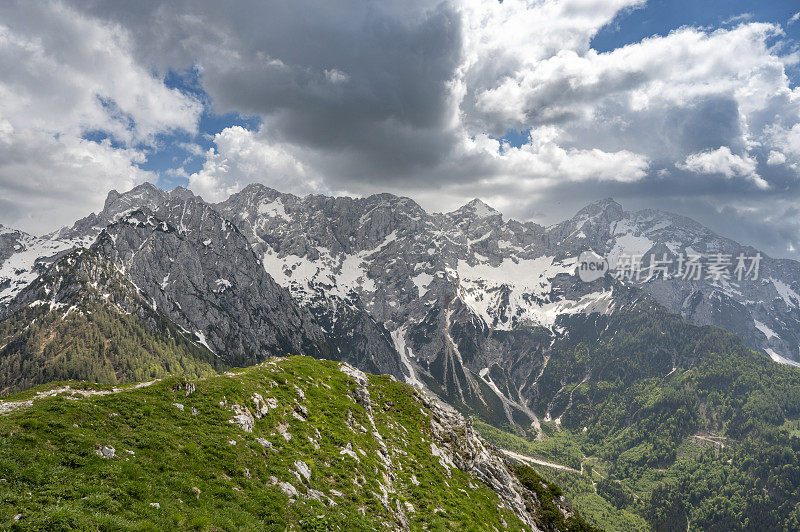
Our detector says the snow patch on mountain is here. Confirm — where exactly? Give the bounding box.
[607,220,654,267]
[754,320,779,339]
[260,233,402,303]
[456,256,584,329]
[765,348,800,368]
[0,233,93,306]
[412,272,433,297]
[770,278,800,308]
[258,199,291,221]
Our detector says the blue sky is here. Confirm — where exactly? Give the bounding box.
[593,0,800,55]
[124,68,261,190]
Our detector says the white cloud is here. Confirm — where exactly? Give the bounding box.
[678,147,768,189]
[324,69,350,84]
[462,18,793,135]
[449,6,800,207]
[178,142,205,156]
[0,127,153,233]
[458,0,646,131]
[789,12,800,25]
[312,124,650,218]
[188,126,324,202]
[767,150,787,165]
[722,13,753,25]
[463,127,650,185]
[766,122,800,162]
[0,3,201,144]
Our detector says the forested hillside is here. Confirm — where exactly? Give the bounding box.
[476,302,800,530]
[0,248,223,395]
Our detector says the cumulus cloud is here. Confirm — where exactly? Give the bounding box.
[461,19,797,164]
[458,0,646,132]
[460,127,650,186]
[0,2,201,143]
[767,150,787,165]
[188,126,324,203]
[678,147,767,189]
[766,123,800,164]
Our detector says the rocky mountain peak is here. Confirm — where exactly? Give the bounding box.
[238,182,285,198]
[217,184,297,220]
[573,197,624,222]
[450,198,502,219]
[102,182,166,218]
[53,182,169,242]
[167,185,198,202]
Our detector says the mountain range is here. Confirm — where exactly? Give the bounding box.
[3,184,798,418]
[4,183,800,528]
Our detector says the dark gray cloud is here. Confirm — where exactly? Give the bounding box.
[65,0,464,179]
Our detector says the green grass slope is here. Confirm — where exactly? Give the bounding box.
[0,356,594,531]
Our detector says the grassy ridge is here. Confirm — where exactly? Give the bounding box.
[0,357,534,530]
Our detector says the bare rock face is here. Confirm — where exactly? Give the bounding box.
[228,404,255,433]
[415,391,520,517]
[412,384,568,531]
[217,185,410,378]
[91,190,331,367]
